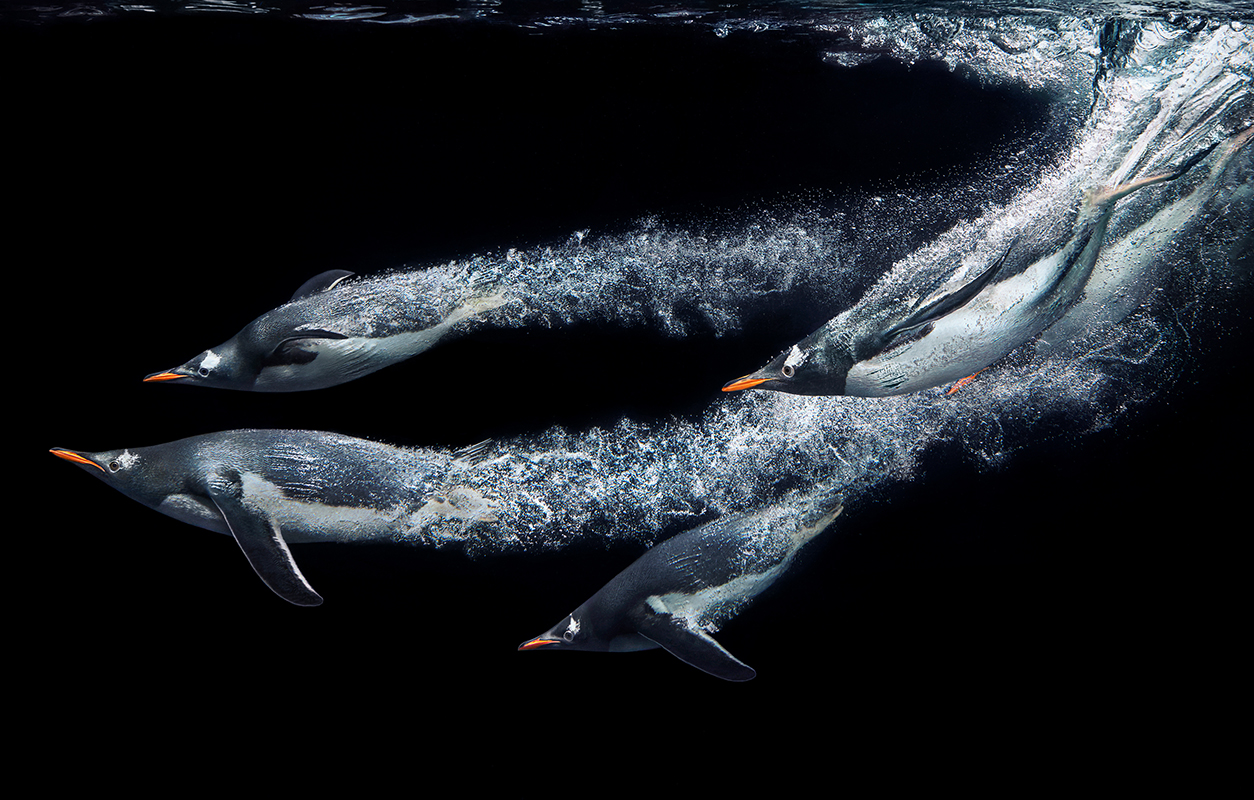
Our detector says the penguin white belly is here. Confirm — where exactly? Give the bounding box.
[237,472,403,544]
[251,330,451,390]
[648,567,786,629]
[357,290,510,363]
[369,290,509,368]
[253,293,508,391]
[232,473,498,545]
[252,337,381,391]
[1039,131,1254,352]
[846,250,1072,396]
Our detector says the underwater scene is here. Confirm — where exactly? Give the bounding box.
[16,0,1252,732]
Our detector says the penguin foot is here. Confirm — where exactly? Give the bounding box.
[946,368,989,395]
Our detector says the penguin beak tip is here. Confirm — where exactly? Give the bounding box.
[143,371,186,384]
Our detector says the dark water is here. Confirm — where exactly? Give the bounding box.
[13,0,1252,754]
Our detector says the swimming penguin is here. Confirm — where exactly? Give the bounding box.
[50,431,498,605]
[518,495,843,681]
[722,138,1230,397]
[144,267,508,391]
[1037,125,1253,355]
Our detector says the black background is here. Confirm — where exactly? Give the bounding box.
[10,12,1249,752]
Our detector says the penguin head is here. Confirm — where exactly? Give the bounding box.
[721,325,856,396]
[144,335,255,391]
[143,269,358,392]
[144,317,354,392]
[49,444,183,512]
[518,610,597,653]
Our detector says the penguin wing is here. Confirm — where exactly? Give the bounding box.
[881,239,1017,343]
[632,607,756,681]
[264,331,351,367]
[207,480,324,607]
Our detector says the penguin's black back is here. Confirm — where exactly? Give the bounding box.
[586,513,763,620]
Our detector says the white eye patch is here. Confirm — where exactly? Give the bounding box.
[784,345,807,368]
[200,350,222,371]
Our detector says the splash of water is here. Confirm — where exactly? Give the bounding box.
[369,17,1251,558]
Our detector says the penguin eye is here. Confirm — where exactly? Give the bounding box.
[198,366,211,377]
[781,364,795,378]
[108,460,121,472]
[563,629,575,642]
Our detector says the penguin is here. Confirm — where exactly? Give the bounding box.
[144,267,508,392]
[518,495,843,681]
[1036,125,1253,355]
[50,431,497,605]
[722,138,1231,397]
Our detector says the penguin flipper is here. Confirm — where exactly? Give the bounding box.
[634,610,756,681]
[207,480,324,607]
[883,239,1018,342]
[290,269,356,302]
[262,331,352,368]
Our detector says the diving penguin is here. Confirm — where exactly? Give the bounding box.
[1036,125,1254,355]
[51,431,498,605]
[519,495,843,681]
[145,266,508,391]
[722,137,1232,397]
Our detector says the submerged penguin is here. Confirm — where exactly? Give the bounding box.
[144,268,508,391]
[1037,125,1253,354]
[519,495,843,681]
[51,431,497,605]
[723,137,1233,397]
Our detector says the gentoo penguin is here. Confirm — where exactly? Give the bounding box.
[144,267,507,391]
[519,495,843,681]
[1037,125,1253,355]
[722,139,1229,397]
[50,431,497,605]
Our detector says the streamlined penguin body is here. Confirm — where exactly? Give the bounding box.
[723,138,1230,397]
[1037,125,1254,355]
[146,268,508,391]
[51,431,497,605]
[519,496,843,681]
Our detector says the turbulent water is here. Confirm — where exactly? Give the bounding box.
[15,1,1253,694]
[338,14,1252,561]
[25,6,1253,549]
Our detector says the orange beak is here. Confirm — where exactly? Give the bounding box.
[518,637,561,651]
[50,448,106,472]
[143,371,186,383]
[721,375,772,392]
